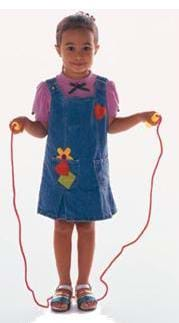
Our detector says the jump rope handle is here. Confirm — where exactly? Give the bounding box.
[145,112,161,127]
[10,121,24,133]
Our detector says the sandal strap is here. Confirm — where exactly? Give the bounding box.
[77,295,97,306]
[75,283,91,291]
[51,285,72,305]
[56,284,73,292]
[75,283,97,304]
[51,295,71,304]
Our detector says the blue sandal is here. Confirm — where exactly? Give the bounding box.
[75,284,97,311]
[51,284,73,312]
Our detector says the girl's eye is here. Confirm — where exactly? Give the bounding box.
[83,46,92,51]
[67,46,75,51]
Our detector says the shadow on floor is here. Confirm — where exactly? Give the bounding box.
[31,301,119,322]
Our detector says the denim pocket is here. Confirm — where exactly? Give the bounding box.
[93,158,109,187]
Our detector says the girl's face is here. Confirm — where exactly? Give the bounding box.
[56,28,99,79]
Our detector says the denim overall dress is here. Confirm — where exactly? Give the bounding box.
[37,75,117,221]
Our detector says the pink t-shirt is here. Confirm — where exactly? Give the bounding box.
[32,72,119,122]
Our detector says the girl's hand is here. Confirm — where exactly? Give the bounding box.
[9,116,28,134]
[140,111,160,126]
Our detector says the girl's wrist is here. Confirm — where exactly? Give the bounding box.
[136,113,144,123]
[23,117,30,128]
[138,112,150,123]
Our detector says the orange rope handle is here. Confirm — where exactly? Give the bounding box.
[97,116,163,302]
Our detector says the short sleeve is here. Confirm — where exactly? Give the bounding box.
[32,81,51,123]
[106,80,120,117]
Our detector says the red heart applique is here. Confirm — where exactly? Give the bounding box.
[94,104,107,120]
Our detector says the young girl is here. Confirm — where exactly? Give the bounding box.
[10,12,157,312]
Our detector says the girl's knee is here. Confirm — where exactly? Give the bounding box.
[76,221,95,235]
[54,220,74,235]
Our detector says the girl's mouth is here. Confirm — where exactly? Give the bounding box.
[72,62,85,66]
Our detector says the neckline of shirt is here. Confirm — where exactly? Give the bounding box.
[56,70,96,84]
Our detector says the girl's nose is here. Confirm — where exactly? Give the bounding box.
[75,50,83,60]
[76,54,82,60]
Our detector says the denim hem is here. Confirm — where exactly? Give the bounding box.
[37,208,117,222]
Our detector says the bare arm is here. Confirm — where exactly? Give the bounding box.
[108,111,157,134]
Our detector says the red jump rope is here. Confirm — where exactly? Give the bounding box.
[10,112,163,308]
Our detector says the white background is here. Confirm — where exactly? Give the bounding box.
[0,7,179,323]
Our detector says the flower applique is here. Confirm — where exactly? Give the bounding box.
[94,103,107,120]
[54,147,76,189]
[56,147,74,160]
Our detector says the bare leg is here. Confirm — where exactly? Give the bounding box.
[51,220,75,311]
[76,222,95,284]
[76,222,96,309]
[54,219,75,285]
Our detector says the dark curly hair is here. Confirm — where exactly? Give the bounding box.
[56,12,98,45]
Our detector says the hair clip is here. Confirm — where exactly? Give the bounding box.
[76,11,95,21]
